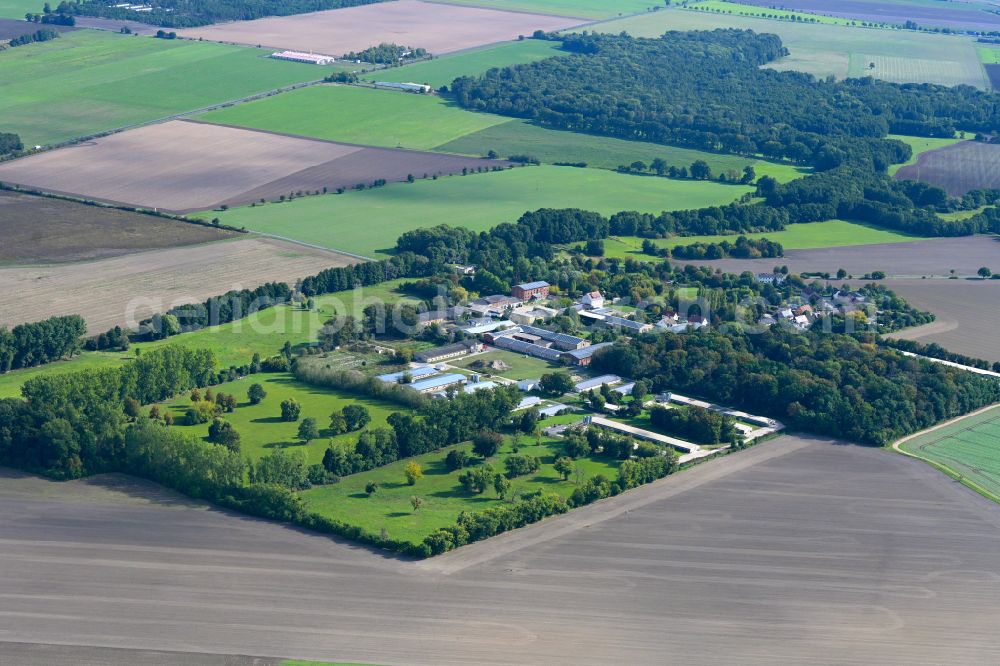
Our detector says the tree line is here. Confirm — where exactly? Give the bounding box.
[0,315,86,373]
[8,28,60,47]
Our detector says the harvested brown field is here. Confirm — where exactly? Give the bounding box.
[682,234,1000,278]
[0,18,76,40]
[894,140,1000,196]
[179,0,583,56]
[0,190,234,265]
[987,64,1000,90]
[0,119,508,213]
[883,278,1000,362]
[0,238,355,330]
[0,120,364,213]
[741,0,1000,32]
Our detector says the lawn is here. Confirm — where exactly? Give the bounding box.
[0,0,38,18]
[887,134,965,176]
[429,0,659,19]
[591,7,987,87]
[453,349,560,380]
[156,373,403,465]
[900,405,1000,503]
[0,30,337,147]
[601,220,931,259]
[978,47,1000,64]
[204,166,752,258]
[300,430,621,544]
[198,84,510,151]
[361,40,566,90]
[0,280,415,399]
[436,119,808,183]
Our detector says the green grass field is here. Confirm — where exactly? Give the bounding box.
[0,30,338,146]
[0,280,415,400]
[205,166,752,258]
[601,220,931,259]
[198,85,510,151]
[592,7,987,88]
[978,47,1000,64]
[0,0,37,18]
[156,373,402,465]
[436,119,808,183]
[361,40,565,90]
[452,349,560,380]
[888,134,964,175]
[301,429,617,545]
[900,406,1000,503]
[685,0,852,26]
[430,0,659,19]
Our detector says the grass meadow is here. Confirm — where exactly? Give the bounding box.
[0,280,416,399]
[156,373,402,466]
[361,39,566,89]
[301,428,619,545]
[900,406,1000,503]
[198,85,510,151]
[453,349,561,380]
[0,0,37,18]
[206,166,753,258]
[0,31,336,146]
[888,134,965,176]
[437,119,808,182]
[601,220,931,259]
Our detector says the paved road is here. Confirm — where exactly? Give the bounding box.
[1,435,999,665]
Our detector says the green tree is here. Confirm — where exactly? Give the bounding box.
[553,456,575,480]
[248,383,266,405]
[280,398,301,422]
[365,481,378,495]
[328,411,348,435]
[539,372,574,396]
[342,404,371,431]
[978,267,993,279]
[494,473,511,499]
[472,430,503,458]
[298,417,320,442]
[207,418,241,452]
[410,495,423,511]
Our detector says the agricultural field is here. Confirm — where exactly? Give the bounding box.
[429,0,656,19]
[591,7,989,87]
[0,119,505,213]
[437,119,809,182]
[301,430,621,545]
[0,190,235,264]
[0,237,355,332]
[847,52,978,86]
[0,279,415,399]
[0,0,37,19]
[987,64,1000,89]
[360,39,566,89]
[453,349,561,380]
[198,85,511,151]
[883,278,1000,362]
[179,0,582,56]
[601,220,932,259]
[684,0,854,26]
[899,405,1000,503]
[887,134,964,176]
[893,141,1000,195]
[0,30,338,147]
[156,373,402,466]
[737,0,1000,32]
[0,17,76,39]
[205,165,754,258]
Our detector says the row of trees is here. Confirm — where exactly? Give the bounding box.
[0,315,86,373]
[667,236,784,261]
[8,28,60,47]
[343,42,427,65]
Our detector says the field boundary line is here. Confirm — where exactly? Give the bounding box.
[246,231,375,262]
[891,403,1000,505]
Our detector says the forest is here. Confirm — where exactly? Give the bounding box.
[0,315,86,373]
[53,0,385,26]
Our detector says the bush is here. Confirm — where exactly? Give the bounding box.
[458,465,495,494]
[445,448,470,471]
[280,398,301,422]
[504,454,540,479]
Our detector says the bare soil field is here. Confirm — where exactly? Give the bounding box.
[0,120,365,213]
[0,17,76,39]
[2,435,1000,664]
[741,0,1000,31]
[685,234,1000,277]
[883,278,1000,362]
[987,63,1000,89]
[894,140,1000,195]
[0,237,354,330]
[179,0,583,56]
[0,190,235,265]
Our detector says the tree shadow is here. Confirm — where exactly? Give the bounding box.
[251,416,285,424]
[262,440,304,450]
[387,512,411,518]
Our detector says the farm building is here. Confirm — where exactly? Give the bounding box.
[409,373,467,394]
[574,374,623,393]
[517,325,589,351]
[579,311,653,334]
[512,281,550,301]
[561,341,613,366]
[374,81,432,94]
[492,335,563,362]
[581,291,605,309]
[414,340,482,363]
[510,304,559,326]
[375,365,438,384]
[270,50,337,65]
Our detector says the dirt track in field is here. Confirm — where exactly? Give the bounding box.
[0,121,364,212]
[2,435,1000,664]
[0,238,355,330]
[883,278,1000,362]
[179,0,583,56]
[894,141,1000,196]
[0,190,234,264]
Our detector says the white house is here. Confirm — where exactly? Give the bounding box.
[581,291,605,309]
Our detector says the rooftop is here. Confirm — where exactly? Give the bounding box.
[375,366,438,384]
[410,373,467,392]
